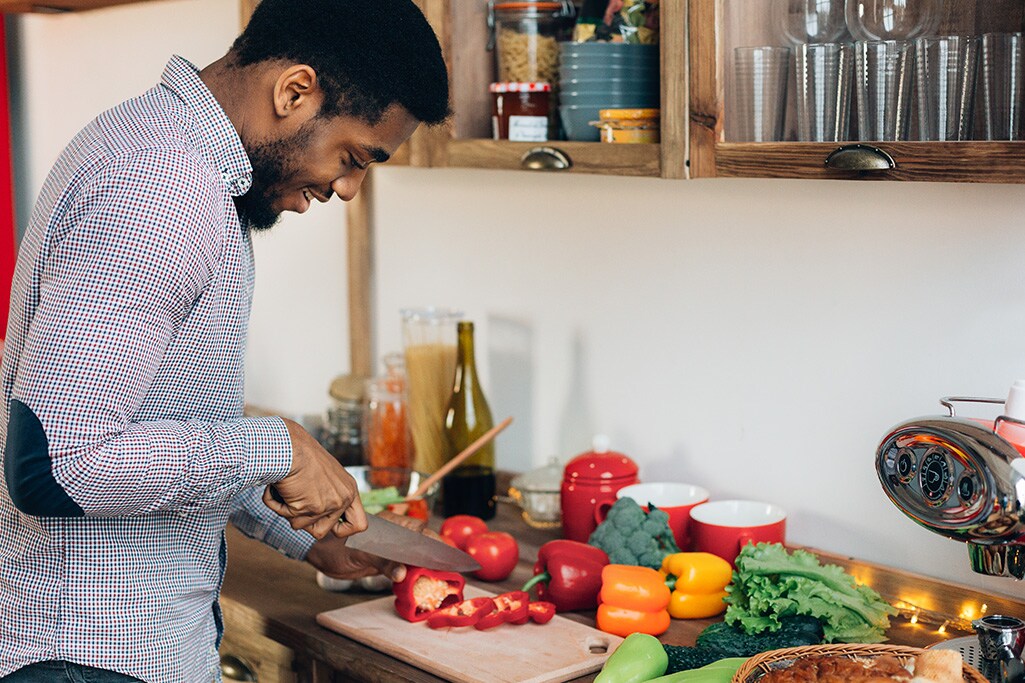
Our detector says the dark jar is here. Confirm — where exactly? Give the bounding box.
[490,81,552,141]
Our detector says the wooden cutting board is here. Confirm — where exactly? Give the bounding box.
[316,585,623,683]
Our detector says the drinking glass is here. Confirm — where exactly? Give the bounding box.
[846,0,941,42]
[855,39,914,140]
[774,0,849,46]
[914,35,978,141]
[401,307,461,475]
[795,42,855,141]
[733,46,791,142]
[980,32,1024,140]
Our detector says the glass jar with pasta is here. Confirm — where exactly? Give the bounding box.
[490,1,574,84]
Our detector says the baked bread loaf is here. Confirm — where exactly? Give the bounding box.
[758,649,963,683]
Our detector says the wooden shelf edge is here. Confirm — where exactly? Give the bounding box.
[712,141,1025,184]
[445,139,663,177]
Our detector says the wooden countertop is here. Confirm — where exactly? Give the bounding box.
[221,486,1025,682]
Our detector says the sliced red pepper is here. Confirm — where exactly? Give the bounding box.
[387,498,430,521]
[392,567,465,622]
[527,601,556,625]
[521,539,609,612]
[474,590,530,630]
[426,596,496,629]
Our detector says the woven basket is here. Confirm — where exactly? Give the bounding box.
[731,643,988,683]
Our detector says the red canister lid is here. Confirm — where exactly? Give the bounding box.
[562,436,638,482]
[489,82,553,93]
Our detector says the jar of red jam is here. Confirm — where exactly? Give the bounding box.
[490,82,552,141]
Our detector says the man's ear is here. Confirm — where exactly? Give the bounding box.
[272,64,320,118]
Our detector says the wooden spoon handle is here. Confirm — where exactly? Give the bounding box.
[407,416,513,501]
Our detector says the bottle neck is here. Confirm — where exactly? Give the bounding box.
[454,323,477,386]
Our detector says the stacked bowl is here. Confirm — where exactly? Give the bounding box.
[558,41,660,141]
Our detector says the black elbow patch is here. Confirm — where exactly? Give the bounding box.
[5,399,84,517]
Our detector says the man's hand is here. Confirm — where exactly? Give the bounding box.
[306,510,439,583]
[262,418,368,540]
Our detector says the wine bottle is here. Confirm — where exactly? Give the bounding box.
[442,321,496,519]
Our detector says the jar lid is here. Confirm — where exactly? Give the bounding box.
[512,457,563,492]
[599,108,661,121]
[329,374,365,402]
[490,82,553,93]
[562,435,638,482]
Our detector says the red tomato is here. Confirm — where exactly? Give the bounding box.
[465,531,519,582]
[440,515,489,550]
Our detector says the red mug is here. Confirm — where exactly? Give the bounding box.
[595,482,709,550]
[689,500,786,565]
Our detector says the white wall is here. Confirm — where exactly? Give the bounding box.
[10,0,1025,606]
[370,168,1025,601]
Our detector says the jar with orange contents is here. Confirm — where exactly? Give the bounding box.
[364,353,414,485]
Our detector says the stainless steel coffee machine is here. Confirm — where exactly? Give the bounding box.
[876,392,1025,580]
[877,383,1025,682]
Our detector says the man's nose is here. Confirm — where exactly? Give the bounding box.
[332,168,369,202]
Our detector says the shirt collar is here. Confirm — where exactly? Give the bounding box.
[160,55,253,197]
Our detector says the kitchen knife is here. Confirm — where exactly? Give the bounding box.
[345,514,481,573]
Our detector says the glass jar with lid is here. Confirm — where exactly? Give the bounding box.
[490,82,552,141]
[489,1,575,84]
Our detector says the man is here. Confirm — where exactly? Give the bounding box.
[0,1,449,681]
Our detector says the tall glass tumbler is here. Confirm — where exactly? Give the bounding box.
[733,46,791,142]
[855,39,913,141]
[915,35,978,141]
[795,42,855,141]
[980,32,1024,140]
[401,307,461,475]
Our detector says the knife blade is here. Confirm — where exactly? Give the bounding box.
[345,514,481,573]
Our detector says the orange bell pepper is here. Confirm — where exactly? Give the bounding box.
[659,552,733,619]
[596,564,671,637]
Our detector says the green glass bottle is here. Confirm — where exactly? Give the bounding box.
[442,321,496,519]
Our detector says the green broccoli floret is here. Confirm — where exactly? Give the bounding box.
[588,497,680,569]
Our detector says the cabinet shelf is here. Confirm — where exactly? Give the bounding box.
[443,139,661,177]
[689,0,1025,184]
[412,0,687,179]
[710,141,1025,183]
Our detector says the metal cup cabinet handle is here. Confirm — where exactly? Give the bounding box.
[221,653,258,682]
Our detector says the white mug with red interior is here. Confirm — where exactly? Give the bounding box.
[689,499,786,565]
[594,481,710,550]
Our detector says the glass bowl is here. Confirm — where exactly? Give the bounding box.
[347,466,440,514]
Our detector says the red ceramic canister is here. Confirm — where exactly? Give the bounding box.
[560,437,639,543]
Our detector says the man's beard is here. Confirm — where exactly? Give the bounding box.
[235,122,316,232]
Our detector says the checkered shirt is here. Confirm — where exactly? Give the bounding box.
[0,56,315,682]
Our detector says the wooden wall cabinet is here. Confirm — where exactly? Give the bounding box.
[689,0,1025,183]
[407,0,688,179]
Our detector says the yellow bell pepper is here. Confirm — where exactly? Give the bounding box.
[659,552,733,619]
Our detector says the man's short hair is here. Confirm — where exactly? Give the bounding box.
[230,0,450,125]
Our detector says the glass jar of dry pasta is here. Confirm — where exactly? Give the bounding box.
[489,1,575,84]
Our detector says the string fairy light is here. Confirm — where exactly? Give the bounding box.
[890,598,985,635]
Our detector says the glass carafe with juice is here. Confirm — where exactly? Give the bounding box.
[442,321,496,520]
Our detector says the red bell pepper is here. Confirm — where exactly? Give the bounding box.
[474,590,530,630]
[528,600,557,625]
[392,567,465,622]
[521,539,609,612]
[426,596,496,629]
